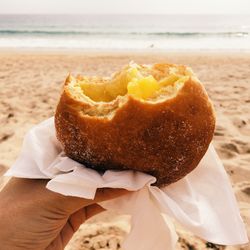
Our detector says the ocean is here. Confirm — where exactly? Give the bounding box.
[0,14,250,50]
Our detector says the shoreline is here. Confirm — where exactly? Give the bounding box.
[1,47,250,56]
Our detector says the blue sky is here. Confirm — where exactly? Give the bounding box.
[0,0,250,14]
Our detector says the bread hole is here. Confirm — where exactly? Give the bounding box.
[65,62,196,118]
[68,62,193,103]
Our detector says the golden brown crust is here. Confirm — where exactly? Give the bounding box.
[55,64,216,187]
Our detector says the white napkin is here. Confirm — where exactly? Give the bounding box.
[5,117,248,250]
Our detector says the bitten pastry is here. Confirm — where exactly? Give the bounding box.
[55,62,216,186]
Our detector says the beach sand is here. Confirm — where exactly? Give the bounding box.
[0,50,249,249]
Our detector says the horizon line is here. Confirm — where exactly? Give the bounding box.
[0,13,248,15]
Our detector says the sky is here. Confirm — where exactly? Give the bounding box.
[0,0,250,14]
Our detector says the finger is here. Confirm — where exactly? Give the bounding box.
[59,188,130,214]
[58,221,75,248]
[68,208,85,232]
[58,204,105,248]
[58,212,83,248]
[63,204,105,239]
[93,188,130,204]
[84,204,105,220]
[68,204,105,231]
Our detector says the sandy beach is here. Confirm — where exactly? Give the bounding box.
[0,50,249,250]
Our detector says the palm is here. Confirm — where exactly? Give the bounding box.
[0,178,127,250]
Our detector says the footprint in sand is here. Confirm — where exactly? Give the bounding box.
[242,187,250,197]
[232,117,250,136]
[7,113,14,119]
[0,132,14,143]
[214,125,226,137]
[231,139,250,154]
[234,181,250,196]
[233,118,247,129]
[221,142,239,153]
[214,130,224,137]
[218,142,239,159]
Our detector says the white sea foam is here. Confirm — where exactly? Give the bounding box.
[0,14,249,50]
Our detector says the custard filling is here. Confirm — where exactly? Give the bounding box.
[69,62,192,103]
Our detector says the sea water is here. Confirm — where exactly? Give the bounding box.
[0,14,249,50]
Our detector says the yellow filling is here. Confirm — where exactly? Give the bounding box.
[75,63,190,102]
[127,67,160,99]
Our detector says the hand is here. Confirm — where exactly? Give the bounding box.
[0,178,129,250]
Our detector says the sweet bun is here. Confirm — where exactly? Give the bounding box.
[55,62,215,186]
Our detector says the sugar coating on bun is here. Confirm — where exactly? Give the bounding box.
[55,62,216,186]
